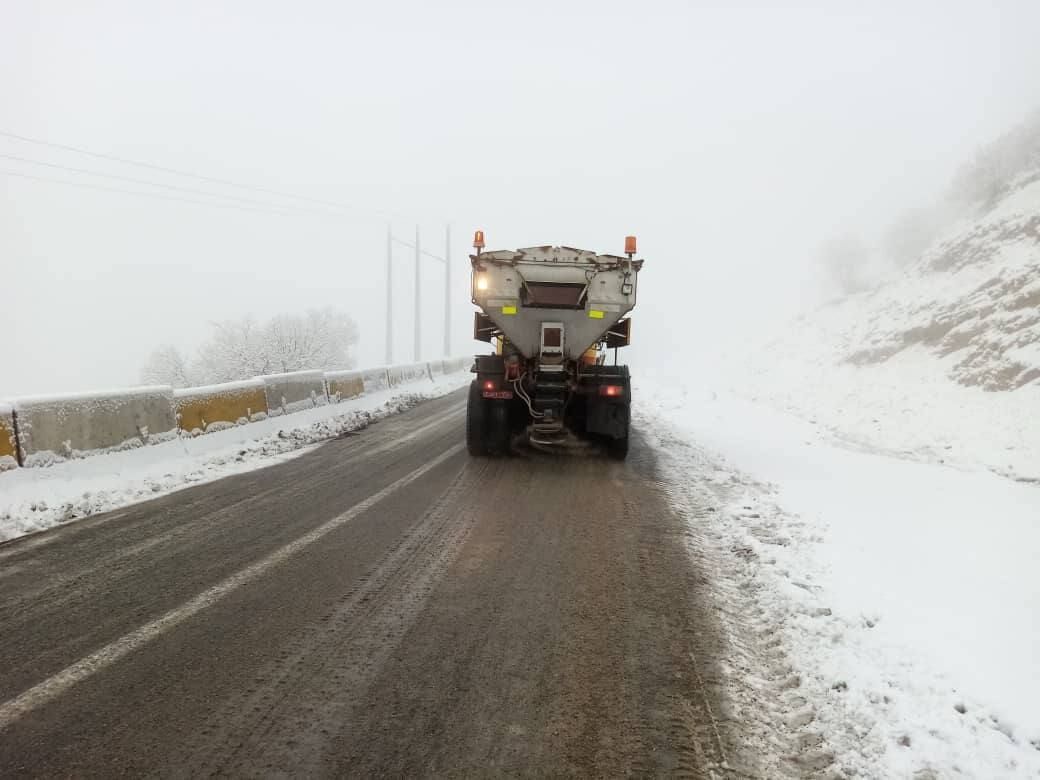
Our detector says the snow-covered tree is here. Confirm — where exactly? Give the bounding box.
[264,307,358,374]
[190,308,359,384]
[140,344,193,387]
[193,316,270,383]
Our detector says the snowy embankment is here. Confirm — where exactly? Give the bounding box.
[640,376,1040,777]
[0,373,469,543]
[736,332,1040,485]
[730,170,1040,483]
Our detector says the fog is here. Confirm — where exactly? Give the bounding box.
[3,0,1039,396]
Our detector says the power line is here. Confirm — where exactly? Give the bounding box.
[0,152,342,217]
[391,236,446,264]
[0,129,402,219]
[0,169,331,218]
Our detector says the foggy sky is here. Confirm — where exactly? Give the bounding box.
[3,0,1039,396]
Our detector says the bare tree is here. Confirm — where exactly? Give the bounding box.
[947,109,1040,210]
[818,233,872,296]
[140,344,193,387]
[883,208,939,269]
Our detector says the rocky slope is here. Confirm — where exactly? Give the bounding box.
[847,170,1040,390]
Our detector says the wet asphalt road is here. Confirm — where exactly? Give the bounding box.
[0,388,730,777]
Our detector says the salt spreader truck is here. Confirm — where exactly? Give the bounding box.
[467,232,642,459]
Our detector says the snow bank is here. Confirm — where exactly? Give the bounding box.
[731,343,1040,483]
[641,376,1040,776]
[0,372,470,543]
[13,385,178,466]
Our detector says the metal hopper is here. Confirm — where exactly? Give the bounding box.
[470,245,642,364]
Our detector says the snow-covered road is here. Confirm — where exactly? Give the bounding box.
[641,376,1040,777]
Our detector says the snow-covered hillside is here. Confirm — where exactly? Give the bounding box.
[660,119,1040,775]
[734,157,1040,480]
[848,172,1040,390]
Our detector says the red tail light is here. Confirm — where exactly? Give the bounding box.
[483,379,496,392]
[600,384,624,397]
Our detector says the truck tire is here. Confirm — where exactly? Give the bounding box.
[487,401,510,456]
[466,381,489,456]
[607,424,630,460]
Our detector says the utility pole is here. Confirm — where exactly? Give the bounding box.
[414,224,422,361]
[385,224,393,365]
[443,224,451,357]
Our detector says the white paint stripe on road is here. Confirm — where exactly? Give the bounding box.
[0,442,465,731]
[370,401,465,451]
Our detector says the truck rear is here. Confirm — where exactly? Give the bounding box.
[467,233,642,459]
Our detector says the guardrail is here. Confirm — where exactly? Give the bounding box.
[0,358,472,470]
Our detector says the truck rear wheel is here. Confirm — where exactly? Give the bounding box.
[607,424,630,460]
[466,381,489,456]
[487,401,510,456]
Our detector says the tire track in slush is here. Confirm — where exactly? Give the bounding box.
[0,445,464,732]
[176,456,496,777]
[623,446,732,779]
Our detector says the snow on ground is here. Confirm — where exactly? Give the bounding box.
[640,375,1040,777]
[735,343,1040,483]
[0,373,469,543]
[712,169,1040,487]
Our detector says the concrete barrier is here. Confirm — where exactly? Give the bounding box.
[14,386,178,465]
[325,370,365,403]
[174,379,268,436]
[387,361,431,387]
[0,357,473,471]
[0,403,18,470]
[258,370,328,416]
[360,366,390,393]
